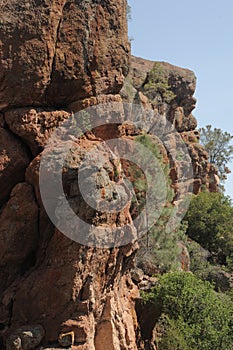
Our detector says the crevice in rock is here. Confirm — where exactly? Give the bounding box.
[81,5,98,97]
[135,298,161,343]
[3,117,34,162]
[44,0,68,104]
[20,250,38,276]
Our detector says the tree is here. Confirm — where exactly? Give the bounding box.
[183,191,233,266]
[199,125,233,182]
[130,134,185,272]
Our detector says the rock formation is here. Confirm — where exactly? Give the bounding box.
[0,1,218,350]
[120,56,219,195]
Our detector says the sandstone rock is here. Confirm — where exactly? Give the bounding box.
[0,2,220,349]
[135,297,161,348]
[0,0,129,110]
[0,183,38,293]
[120,56,218,195]
[171,107,197,132]
[9,231,139,346]
[59,317,91,345]
[58,331,74,347]
[122,56,197,115]
[5,109,71,156]
[131,268,144,284]
[4,132,140,345]
[6,325,44,350]
[0,128,31,206]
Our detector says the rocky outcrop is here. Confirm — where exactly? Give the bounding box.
[0,0,129,109]
[0,1,219,350]
[121,56,219,194]
[4,108,70,156]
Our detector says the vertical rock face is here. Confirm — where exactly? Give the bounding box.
[0,2,218,350]
[0,0,130,109]
[0,1,139,349]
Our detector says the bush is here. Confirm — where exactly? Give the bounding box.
[186,239,210,275]
[142,271,233,350]
[143,63,176,104]
[183,191,233,266]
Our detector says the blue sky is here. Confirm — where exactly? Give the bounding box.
[128,0,233,198]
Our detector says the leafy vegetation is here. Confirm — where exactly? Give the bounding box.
[142,271,233,350]
[129,134,187,272]
[143,63,176,104]
[183,191,233,266]
[137,135,233,347]
[130,129,233,348]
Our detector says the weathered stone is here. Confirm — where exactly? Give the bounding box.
[177,241,190,271]
[0,183,38,293]
[0,2,220,349]
[0,0,130,110]
[6,325,44,350]
[121,56,219,195]
[0,128,31,206]
[203,267,233,292]
[7,132,139,346]
[5,109,71,156]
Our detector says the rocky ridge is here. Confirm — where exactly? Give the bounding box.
[0,1,218,350]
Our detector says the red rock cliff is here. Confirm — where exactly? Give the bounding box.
[0,2,218,350]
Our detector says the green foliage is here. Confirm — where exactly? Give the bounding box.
[155,315,197,350]
[183,191,233,266]
[199,125,233,182]
[148,221,187,273]
[143,271,233,350]
[186,239,211,276]
[143,63,176,104]
[132,134,186,272]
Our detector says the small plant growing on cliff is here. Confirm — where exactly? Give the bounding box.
[143,63,176,104]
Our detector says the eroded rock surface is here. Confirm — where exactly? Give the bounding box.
[5,108,71,156]
[0,128,31,206]
[0,1,219,350]
[121,56,219,194]
[0,0,130,109]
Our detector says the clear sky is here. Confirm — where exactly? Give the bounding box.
[128,0,233,198]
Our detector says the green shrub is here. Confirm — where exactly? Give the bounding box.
[154,314,196,350]
[183,191,233,266]
[187,239,210,275]
[143,271,233,350]
[143,63,176,104]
